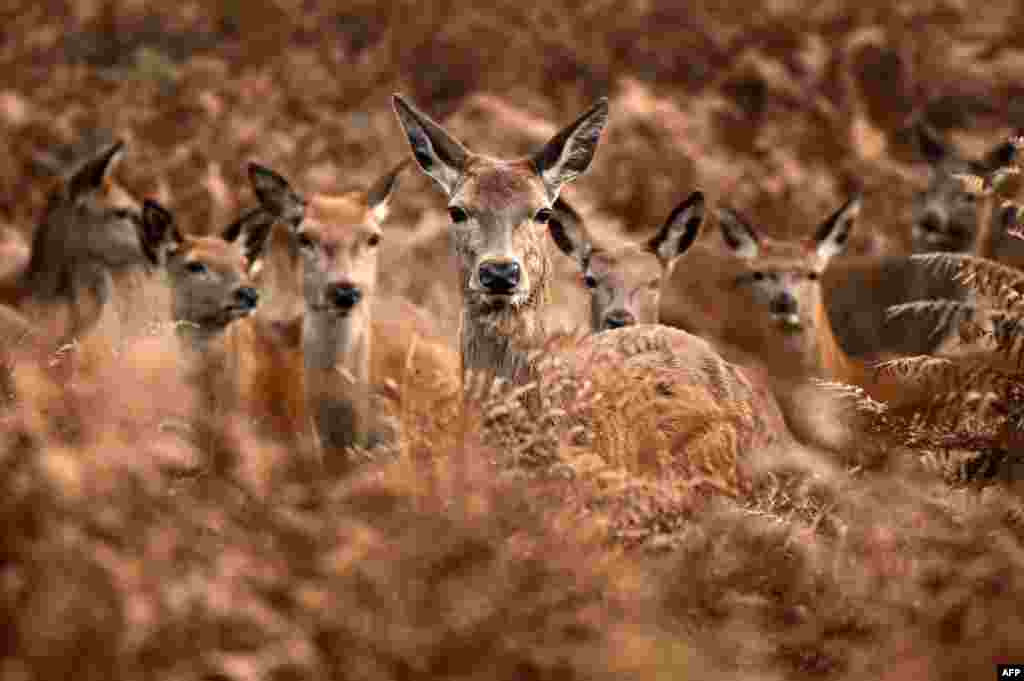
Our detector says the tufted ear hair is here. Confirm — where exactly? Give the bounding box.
[814,195,861,262]
[68,139,125,199]
[392,94,470,196]
[648,191,704,267]
[531,98,609,202]
[139,198,182,265]
[717,207,761,259]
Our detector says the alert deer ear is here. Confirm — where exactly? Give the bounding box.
[532,98,609,201]
[367,159,410,223]
[814,195,861,261]
[392,94,469,196]
[914,121,953,166]
[139,199,182,265]
[717,207,761,259]
[247,162,306,227]
[648,191,704,266]
[221,207,276,266]
[547,196,591,265]
[68,139,125,199]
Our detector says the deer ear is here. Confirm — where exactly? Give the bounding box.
[68,139,125,199]
[547,196,591,264]
[717,207,760,259]
[392,94,469,196]
[980,137,1018,173]
[648,191,704,266]
[814,195,861,261]
[247,163,306,226]
[367,159,410,223]
[139,199,181,265]
[914,122,952,166]
[532,98,609,201]
[222,207,276,265]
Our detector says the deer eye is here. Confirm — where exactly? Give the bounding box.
[534,208,553,223]
[752,271,765,281]
[448,206,469,223]
[297,234,315,249]
[583,273,598,289]
[185,261,207,275]
[807,271,820,281]
[367,234,381,248]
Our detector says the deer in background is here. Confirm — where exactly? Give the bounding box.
[136,199,260,413]
[547,192,704,333]
[246,161,407,467]
[392,93,792,489]
[0,140,152,349]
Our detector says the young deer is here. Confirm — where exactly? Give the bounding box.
[246,161,406,463]
[393,94,791,486]
[0,140,151,347]
[548,193,704,332]
[136,199,260,410]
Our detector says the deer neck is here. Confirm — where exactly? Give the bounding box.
[459,285,548,388]
[177,322,241,413]
[303,305,372,451]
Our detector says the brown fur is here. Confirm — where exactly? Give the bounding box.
[0,141,150,350]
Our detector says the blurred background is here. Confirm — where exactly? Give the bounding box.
[4,0,1024,314]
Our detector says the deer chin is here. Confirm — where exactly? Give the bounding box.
[774,313,805,335]
[467,289,529,315]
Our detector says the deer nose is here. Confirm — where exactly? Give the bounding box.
[328,282,362,310]
[478,259,521,294]
[770,293,798,317]
[234,286,259,309]
[603,310,636,330]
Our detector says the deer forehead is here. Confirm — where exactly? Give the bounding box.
[458,160,547,215]
[301,193,380,244]
[590,247,660,283]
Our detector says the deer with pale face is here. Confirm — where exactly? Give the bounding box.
[548,192,704,332]
[247,161,405,460]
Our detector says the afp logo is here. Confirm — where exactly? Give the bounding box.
[999,666,1024,678]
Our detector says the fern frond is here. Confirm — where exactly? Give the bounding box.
[885,299,976,341]
[909,253,1024,308]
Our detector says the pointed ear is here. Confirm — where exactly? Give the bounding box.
[648,191,704,266]
[546,196,590,264]
[139,199,181,265]
[980,138,1018,173]
[717,207,761,259]
[247,162,306,225]
[68,139,125,199]
[814,196,861,261]
[392,94,469,196]
[532,98,609,201]
[222,207,276,265]
[914,122,952,166]
[367,159,410,223]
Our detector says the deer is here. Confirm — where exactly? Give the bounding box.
[391,94,793,489]
[243,160,408,466]
[135,199,260,416]
[0,140,152,352]
[546,192,704,333]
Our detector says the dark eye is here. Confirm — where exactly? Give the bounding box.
[112,208,137,222]
[807,271,819,281]
[534,208,552,223]
[752,271,765,281]
[583,273,598,289]
[297,234,315,249]
[367,234,381,248]
[448,206,468,223]
[185,261,207,275]
[962,193,977,204]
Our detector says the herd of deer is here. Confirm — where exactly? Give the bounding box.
[0,94,1018,480]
